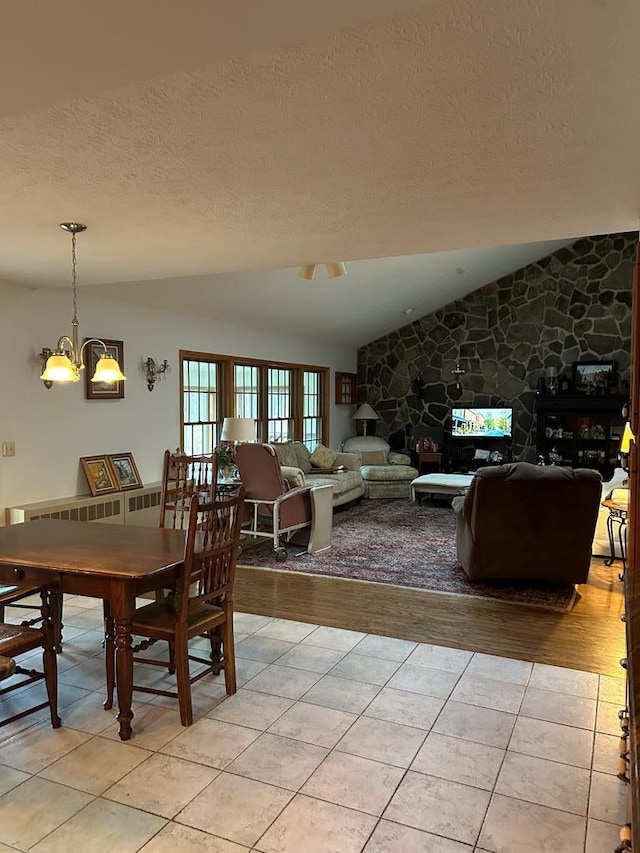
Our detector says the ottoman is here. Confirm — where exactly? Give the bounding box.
[411,473,474,503]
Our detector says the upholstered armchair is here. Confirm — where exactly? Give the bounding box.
[235,443,314,560]
[452,462,602,583]
[342,436,418,499]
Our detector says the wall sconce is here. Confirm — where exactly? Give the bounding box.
[39,223,126,389]
[446,362,466,401]
[143,357,171,391]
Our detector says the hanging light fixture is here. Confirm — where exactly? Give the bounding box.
[39,223,126,388]
[298,262,347,280]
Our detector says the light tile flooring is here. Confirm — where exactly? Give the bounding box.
[0,594,629,852]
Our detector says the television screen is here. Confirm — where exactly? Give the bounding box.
[451,407,513,438]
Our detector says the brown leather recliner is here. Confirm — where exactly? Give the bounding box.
[452,462,602,583]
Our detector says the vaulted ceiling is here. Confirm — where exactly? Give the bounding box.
[1,1,638,345]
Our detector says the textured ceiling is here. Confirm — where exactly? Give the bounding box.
[1,0,638,345]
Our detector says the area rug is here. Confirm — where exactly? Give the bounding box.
[239,498,578,612]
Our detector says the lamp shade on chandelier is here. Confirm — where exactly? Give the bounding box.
[39,224,126,388]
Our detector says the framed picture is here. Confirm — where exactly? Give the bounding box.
[572,360,617,395]
[80,455,120,497]
[108,452,143,491]
[83,338,125,400]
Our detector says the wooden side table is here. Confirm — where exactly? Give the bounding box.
[416,451,443,474]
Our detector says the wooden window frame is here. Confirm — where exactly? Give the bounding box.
[335,371,357,405]
[180,350,329,449]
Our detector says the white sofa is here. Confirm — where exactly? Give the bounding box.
[592,467,628,558]
[342,436,419,499]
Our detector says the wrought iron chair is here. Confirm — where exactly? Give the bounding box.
[234,443,313,561]
[104,489,245,726]
[0,589,61,729]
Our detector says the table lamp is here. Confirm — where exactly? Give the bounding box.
[620,421,635,470]
[353,403,380,436]
[220,418,256,443]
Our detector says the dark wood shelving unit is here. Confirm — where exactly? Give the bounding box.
[535,394,627,480]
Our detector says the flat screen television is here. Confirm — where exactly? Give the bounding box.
[451,407,513,438]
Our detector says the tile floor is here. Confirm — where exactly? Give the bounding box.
[0,594,629,852]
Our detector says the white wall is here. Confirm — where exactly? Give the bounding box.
[0,280,357,520]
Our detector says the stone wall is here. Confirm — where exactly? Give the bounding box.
[358,233,636,461]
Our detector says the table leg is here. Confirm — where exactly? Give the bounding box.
[605,512,616,567]
[110,583,135,741]
[619,518,628,576]
[103,599,115,711]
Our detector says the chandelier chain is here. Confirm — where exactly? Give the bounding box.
[71,231,78,323]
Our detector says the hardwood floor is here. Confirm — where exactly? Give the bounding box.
[235,557,626,677]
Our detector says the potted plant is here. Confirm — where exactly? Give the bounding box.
[216,444,237,482]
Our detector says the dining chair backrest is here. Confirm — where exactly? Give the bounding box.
[159,450,218,529]
[177,489,246,622]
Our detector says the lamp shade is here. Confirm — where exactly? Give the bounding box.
[325,262,347,278]
[299,264,318,280]
[221,417,256,442]
[352,403,380,421]
[91,354,126,383]
[40,353,77,383]
[620,421,635,454]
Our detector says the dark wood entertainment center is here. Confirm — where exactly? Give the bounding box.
[535,394,627,480]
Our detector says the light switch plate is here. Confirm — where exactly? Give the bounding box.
[2,441,15,457]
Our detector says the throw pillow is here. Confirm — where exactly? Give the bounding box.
[272,442,298,468]
[292,442,312,473]
[310,444,338,469]
[359,450,388,465]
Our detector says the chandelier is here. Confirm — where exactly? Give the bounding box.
[39,223,126,388]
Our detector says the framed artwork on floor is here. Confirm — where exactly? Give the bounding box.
[80,455,120,496]
[108,452,143,491]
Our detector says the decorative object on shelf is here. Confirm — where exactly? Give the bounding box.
[535,377,546,396]
[298,262,347,280]
[84,338,125,400]
[39,223,126,389]
[335,372,357,404]
[558,373,571,394]
[352,402,380,436]
[80,455,120,497]
[143,357,171,391]
[108,452,142,491]
[545,365,558,395]
[572,360,617,395]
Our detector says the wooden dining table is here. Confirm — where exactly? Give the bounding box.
[0,518,186,740]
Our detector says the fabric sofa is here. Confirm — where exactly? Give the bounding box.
[271,441,364,507]
[452,462,602,584]
[342,436,419,499]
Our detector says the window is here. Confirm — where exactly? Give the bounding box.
[181,355,223,455]
[180,351,329,451]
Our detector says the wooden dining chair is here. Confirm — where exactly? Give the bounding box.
[105,489,245,726]
[159,449,218,530]
[0,585,63,653]
[0,590,61,729]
